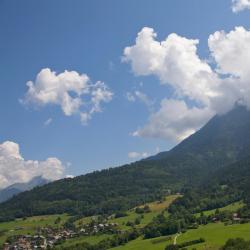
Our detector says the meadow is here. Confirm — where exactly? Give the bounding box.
[108,195,180,230]
[112,222,250,250]
[196,201,244,217]
[0,196,247,250]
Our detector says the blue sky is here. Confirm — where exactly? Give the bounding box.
[0,0,250,182]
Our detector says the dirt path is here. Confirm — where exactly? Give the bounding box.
[173,233,181,245]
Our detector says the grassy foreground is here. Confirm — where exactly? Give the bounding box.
[112,222,250,250]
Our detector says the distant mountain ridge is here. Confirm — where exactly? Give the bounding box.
[0,105,250,221]
[0,176,49,203]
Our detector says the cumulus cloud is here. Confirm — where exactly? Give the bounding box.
[123,26,250,142]
[133,99,213,142]
[232,0,250,12]
[128,151,148,159]
[22,68,113,124]
[0,141,65,189]
[123,27,218,106]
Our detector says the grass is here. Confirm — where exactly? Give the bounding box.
[109,195,180,230]
[177,222,250,249]
[54,234,110,248]
[0,214,69,246]
[1,197,244,249]
[74,195,180,231]
[112,236,172,250]
[74,216,93,227]
[195,201,245,217]
[112,222,250,250]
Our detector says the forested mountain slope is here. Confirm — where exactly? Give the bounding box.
[151,105,250,166]
[169,155,250,214]
[0,105,250,221]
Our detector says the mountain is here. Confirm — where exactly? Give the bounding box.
[0,176,49,203]
[151,105,250,166]
[0,105,250,221]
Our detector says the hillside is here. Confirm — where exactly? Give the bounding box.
[0,105,250,221]
[168,154,250,217]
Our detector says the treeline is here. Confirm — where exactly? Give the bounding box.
[0,152,212,222]
[165,238,205,250]
[0,161,176,221]
[56,228,141,250]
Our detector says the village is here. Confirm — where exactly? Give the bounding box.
[3,220,119,250]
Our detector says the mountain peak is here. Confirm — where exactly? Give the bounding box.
[150,105,250,166]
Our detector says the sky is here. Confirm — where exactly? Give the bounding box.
[1,0,250,188]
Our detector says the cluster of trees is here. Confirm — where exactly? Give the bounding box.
[0,160,179,222]
[143,205,247,240]
[135,205,151,214]
[168,155,250,220]
[221,238,250,250]
[143,212,196,239]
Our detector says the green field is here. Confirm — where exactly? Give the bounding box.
[0,195,179,248]
[74,195,180,231]
[54,234,110,249]
[109,195,180,230]
[0,197,247,250]
[197,201,244,217]
[112,222,250,250]
[0,214,69,246]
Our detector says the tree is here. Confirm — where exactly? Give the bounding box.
[222,238,250,250]
[165,244,179,250]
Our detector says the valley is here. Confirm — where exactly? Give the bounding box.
[1,106,250,250]
[1,195,250,250]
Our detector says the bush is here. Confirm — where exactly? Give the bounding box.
[178,238,205,248]
[115,211,128,218]
[221,238,250,250]
[165,244,179,250]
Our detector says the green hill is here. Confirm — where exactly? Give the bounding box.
[1,105,250,221]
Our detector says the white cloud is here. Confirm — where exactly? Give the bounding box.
[44,118,53,126]
[126,90,154,110]
[0,141,65,189]
[133,99,213,141]
[134,91,154,109]
[123,27,218,106]
[22,68,113,124]
[90,81,113,114]
[209,27,250,79]
[123,26,250,142]
[126,92,136,102]
[208,26,250,110]
[128,151,148,159]
[65,175,74,179]
[232,0,250,12]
